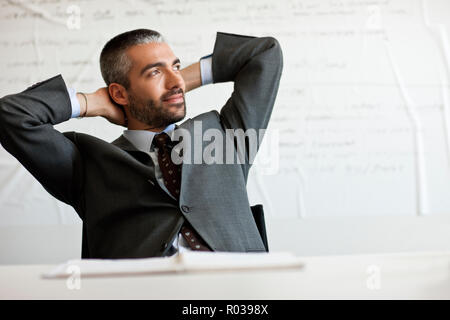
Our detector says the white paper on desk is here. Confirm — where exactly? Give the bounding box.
[42,251,303,278]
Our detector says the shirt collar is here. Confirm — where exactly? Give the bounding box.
[122,123,175,152]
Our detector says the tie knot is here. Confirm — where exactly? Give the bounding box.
[153,132,172,149]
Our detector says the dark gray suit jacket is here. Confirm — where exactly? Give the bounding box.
[0,32,283,259]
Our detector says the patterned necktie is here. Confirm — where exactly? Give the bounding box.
[153,132,211,251]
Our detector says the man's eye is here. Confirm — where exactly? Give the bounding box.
[149,70,159,76]
[174,65,181,71]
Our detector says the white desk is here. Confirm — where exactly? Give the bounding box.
[1,251,450,299]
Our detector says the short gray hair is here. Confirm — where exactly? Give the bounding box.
[100,29,165,89]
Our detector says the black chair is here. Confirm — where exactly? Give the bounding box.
[250,204,269,252]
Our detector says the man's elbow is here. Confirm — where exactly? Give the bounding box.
[0,95,28,139]
[0,95,18,128]
[0,96,10,128]
[0,96,12,147]
[264,36,283,71]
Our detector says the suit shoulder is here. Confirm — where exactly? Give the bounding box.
[63,131,111,146]
[191,110,221,122]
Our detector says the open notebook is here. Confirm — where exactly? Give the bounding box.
[42,251,304,278]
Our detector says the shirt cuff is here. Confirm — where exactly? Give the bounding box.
[67,87,81,118]
[200,54,213,85]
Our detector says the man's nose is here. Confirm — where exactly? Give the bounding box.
[166,69,184,90]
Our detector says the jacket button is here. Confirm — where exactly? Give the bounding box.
[181,205,190,213]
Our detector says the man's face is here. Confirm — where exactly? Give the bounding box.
[125,42,186,130]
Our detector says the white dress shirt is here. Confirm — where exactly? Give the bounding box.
[66,54,213,254]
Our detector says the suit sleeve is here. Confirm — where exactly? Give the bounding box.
[211,32,283,174]
[0,75,84,213]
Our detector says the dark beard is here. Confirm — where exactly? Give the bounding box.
[128,91,186,130]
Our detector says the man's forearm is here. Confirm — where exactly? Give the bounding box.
[76,91,107,118]
[182,55,213,92]
[75,88,126,126]
[181,61,202,93]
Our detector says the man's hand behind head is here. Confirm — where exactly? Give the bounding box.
[77,88,127,127]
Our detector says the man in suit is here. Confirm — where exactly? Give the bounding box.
[0,29,283,259]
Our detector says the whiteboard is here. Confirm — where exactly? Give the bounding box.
[2,0,450,261]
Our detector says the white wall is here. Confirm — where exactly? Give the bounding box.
[2,0,450,264]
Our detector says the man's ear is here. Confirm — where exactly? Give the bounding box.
[108,83,129,106]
